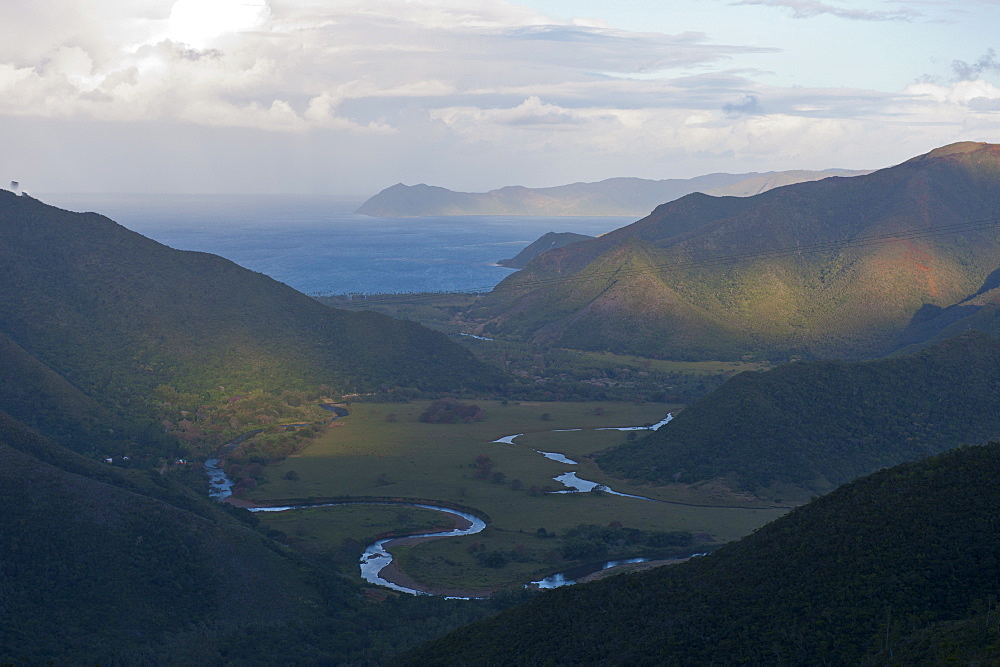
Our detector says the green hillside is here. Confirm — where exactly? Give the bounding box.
[474,142,1000,360]
[0,191,504,454]
[598,331,1000,493]
[403,441,1000,664]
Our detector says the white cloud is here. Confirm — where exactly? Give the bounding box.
[2,0,1000,193]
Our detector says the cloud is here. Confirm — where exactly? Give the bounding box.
[432,96,592,130]
[952,49,1000,82]
[3,0,1000,195]
[0,0,777,134]
[733,0,920,21]
[723,94,764,116]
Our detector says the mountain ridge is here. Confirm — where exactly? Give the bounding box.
[357,169,868,217]
[472,142,1000,360]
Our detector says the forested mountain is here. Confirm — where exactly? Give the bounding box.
[356,169,866,217]
[472,142,1000,360]
[0,191,504,454]
[403,442,1000,664]
[598,331,1000,493]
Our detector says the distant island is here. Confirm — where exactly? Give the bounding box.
[356,169,870,217]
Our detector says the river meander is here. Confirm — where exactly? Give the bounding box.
[207,409,680,597]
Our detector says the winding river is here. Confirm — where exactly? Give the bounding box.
[248,501,488,598]
[206,408,676,597]
[491,412,673,500]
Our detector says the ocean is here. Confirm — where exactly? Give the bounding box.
[39,193,635,295]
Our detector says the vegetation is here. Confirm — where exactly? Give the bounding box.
[402,441,1000,664]
[599,331,1000,494]
[467,142,1000,361]
[246,401,786,592]
[0,411,536,664]
[320,293,747,402]
[417,398,486,424]
[0,191,505,460]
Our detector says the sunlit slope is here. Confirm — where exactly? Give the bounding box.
[476,142,1000,360]
[404,441,1000,664]
[0,192,504,447]
[598,331,1000,492]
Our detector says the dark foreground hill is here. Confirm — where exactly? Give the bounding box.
[473,142,1000,360]
[0,412,509,663]
[403,442,1000,664]
[357,170,866,217]
[0,411,318,663]
[0,191,504,453]
[598,331,1000,493]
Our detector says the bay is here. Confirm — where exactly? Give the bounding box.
[39,193,634,295]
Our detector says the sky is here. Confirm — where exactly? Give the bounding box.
[2,0,1000,196]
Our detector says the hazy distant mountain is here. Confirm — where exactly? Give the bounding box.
[357,169,868,217]
[405,440,1000,664]
[497,231,595,268]
[0,192,504,455]
[471,142,1000,360]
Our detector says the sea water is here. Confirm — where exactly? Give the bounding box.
[39,193,634,295]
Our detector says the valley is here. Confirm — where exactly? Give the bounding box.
[7,142,1000,663]
[237,400,787,594]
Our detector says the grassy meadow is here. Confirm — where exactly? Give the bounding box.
[250,400,789,591]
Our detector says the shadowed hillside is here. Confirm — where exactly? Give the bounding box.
[473,142,1000,360]
[597,331,1000,493]
[403,441,1000,664]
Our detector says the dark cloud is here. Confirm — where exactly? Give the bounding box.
[952,49,1000,81]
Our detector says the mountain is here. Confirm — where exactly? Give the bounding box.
[597,331,1000,493]
[356,170,867,217]
[471,142,1000,360]
[497,231,595,268]
[403,441,1000,664]
[0,191,504,455]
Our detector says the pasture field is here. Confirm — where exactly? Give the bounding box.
[574,351,770,376]
[250,400,789,591]
[259,503,454,559]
